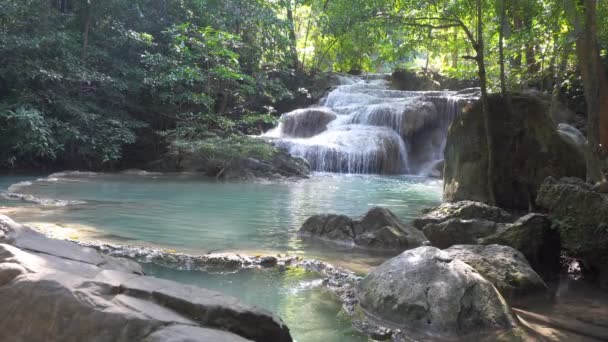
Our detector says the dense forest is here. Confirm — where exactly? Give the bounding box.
[1,0,607,174]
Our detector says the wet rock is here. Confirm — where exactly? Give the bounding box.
[299,214,355,243]
[479,213,561,279]
[0,217,292,342]
[537,177,608,288]
[413,201,514,229]
[259,256,278,268]
[445,244,548,303]
[357,246,518,339]
[443,94,586,210]
[279,107,337,138]
[422,219,498,249]
[299,207,428,250]
[351,320,393,341]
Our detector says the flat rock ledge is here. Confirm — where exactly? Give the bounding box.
[299,207,428,250]
[0,215,292,342]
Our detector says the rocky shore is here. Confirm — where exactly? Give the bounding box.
[0,215,293,342]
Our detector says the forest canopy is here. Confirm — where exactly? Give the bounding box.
[0,0,606,170]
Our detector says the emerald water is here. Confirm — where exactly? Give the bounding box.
[0,172,442,341]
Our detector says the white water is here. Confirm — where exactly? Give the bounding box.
[265,75,478,175]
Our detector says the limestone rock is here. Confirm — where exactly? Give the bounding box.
[443,94,586,210]
[537,177,608,288]
[422,219,498,249]
[357,246,518,339]
[479,213,561,279]
[279,107,337,138]
[413,201,514,229]
[0,216,292,342]
[299,207,428,250]
[445,244,547,303]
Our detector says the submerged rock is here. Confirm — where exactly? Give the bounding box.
[357,246,518,338]
[445,244,548,303]
[443,94,586,210]
[413,201,514,229]
[537,177,608,288]
[0,216,292,342]
[299,207,428,250]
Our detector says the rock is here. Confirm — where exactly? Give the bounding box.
[445,245,548,303]
[422,219,498,249]
[0,216,292,342]
[351,320,393,341]
[354,226,417,250]
[357,246,518,339]
[443,94,586,210]
[279,107,337,138]
[479,213,561,280]
[151,139,310,180]
[299,207,428,250]
[537,177,608,288]
[259,256,278,268]
[299,214,355,243]
[413,201,514,229]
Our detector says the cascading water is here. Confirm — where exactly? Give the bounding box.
[265,75,478,175]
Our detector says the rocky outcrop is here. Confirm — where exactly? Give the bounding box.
[414,202,560,280]
[537,177,608,288]
[422,219,499,249]
[0,216,292,342]
[445,245,547,303]
[279,107,337,138]
[223,149,310,180]
[479,213,561,279]
[413,201,514,229]
[299,207,428,250]
[443,94,586,210]
[153,140,310,180]
[357,246,518,339]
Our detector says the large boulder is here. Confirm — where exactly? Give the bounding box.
[357,246,518,339]
[443,94,586,210]
[536,177,608,288]
[299,207,428,250]
[0,216,292,342]
[479,213,561,280]
[413,201,514,229]
[422,219,499,249]
[445,245,548,304]
[279,107,337,138]
[299,214,355,243]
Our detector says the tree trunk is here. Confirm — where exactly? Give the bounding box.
[475,0,496,205]
[498,0,507,96]
[451,28,458,69]
[284,0,300,71]
[81,0,92,63]
[573,0,607,182]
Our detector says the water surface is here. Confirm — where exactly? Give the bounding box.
[0,172,442,342]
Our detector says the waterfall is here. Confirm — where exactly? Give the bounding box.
[264,75,478,175]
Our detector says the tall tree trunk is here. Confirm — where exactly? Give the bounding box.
[284,0,300,71]
[451,28,458,69]
[498,0,507,96]
[475,0,496,205]
[81,0,92,63]
[572,0,607,182]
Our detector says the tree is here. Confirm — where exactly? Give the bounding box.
[567,0,608,183]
